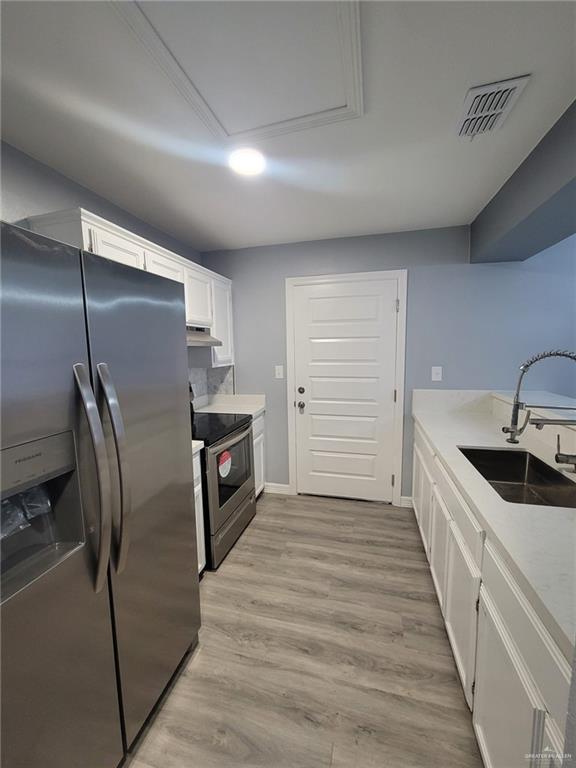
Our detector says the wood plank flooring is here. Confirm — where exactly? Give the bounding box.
[131,493,482,768]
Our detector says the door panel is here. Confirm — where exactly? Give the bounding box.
[184,267,212,327]
[91,227,146,269]
[444,522,481,708]
[473,588,546,768]
[1,224,123,768]
[145,249,185,284]
[429,486,451,612]
[211,279,234,367]
[254,433,265,496]
[82,253,200,747]
[294,278,399,501]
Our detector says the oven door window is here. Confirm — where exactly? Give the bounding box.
[216,436,251,507]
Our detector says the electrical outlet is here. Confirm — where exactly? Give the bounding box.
[431,366,443,382]
[275,365,284,379]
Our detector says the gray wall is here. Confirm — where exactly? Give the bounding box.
[204,231,576,495]
[471,100,576,263]
[1,141,201,262]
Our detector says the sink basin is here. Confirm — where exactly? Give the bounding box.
[458,448,576,508]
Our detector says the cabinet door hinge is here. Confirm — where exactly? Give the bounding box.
[475,597,480,613]
[393,388,397,403]
[395,298,400,313]
[391,474,395,488]
[471,681,475,696]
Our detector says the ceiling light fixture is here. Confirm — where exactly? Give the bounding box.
[228,148,266,176]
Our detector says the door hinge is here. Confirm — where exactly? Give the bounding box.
[475,597,480,613]
[395,298,400,313]
[391,474,395,488]
[393,388,397,402]
[471,681,475,696]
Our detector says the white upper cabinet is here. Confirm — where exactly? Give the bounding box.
[88,225,146,269]
[145,249,185,284]
[211,278,234,367]
[184,267,213,327]
[25,209,234,344]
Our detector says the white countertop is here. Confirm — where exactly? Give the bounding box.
[194,393,265,419]
[192,440,204,455]
[412,390,576,660]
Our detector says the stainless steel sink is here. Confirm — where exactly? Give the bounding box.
[458,448,576,508]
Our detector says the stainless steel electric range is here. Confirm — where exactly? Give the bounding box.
[192,411,256,569]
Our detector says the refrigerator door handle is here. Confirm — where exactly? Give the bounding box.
[97,362,131,574]
[73,363,112,593]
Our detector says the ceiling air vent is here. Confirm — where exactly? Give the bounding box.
[458,75,530,139]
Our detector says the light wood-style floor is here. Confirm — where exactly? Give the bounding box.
[132,493,483,768]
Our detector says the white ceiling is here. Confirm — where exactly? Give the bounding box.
[1,1,574,252]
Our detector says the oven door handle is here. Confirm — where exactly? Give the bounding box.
[207,424,253,456]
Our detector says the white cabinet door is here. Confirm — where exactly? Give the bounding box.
[444,521,481,708]
[473,588,547,768]
[412,447,423,523]
[89,226,146,269]
[429,485,451,612]
[145,249,185,284]
[419,462,433,558]
[253,433,265,497]
[185,267,213,327]
[211,279,234,367]
[194,482,206,574]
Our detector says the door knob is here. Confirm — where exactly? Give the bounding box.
[297,401,305,410]
[298,386,305,394]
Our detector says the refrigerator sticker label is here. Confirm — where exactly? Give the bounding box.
[218,450,232,478]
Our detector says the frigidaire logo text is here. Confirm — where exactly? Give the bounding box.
[15,452,42,464]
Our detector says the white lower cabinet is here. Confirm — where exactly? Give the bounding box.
[429,485,451,612]
[192,450,206,574]
[412,420,571,768]
[252,413,265,496]
[418,461,433,558]
[473,588,547,768]
[412,447,423,523]
[444,521,481,709]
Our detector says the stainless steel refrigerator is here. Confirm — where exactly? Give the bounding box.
[1,222,201,768]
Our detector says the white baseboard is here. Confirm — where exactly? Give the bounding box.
[399,495,413,508]
[264,483,295,495]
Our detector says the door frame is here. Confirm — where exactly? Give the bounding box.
[285,269,407,506]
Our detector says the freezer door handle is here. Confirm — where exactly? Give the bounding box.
[97,362,132,574]
[73,363,112,592]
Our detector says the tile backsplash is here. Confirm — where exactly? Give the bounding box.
[188,348,234,398]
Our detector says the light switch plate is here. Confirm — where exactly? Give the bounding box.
[431,366,443,382]
[275,365,284,379]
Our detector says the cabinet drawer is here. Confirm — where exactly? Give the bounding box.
[252,414,265,438]
[433,456,484,567]
[193,452,202,481]
[482,542,571,729]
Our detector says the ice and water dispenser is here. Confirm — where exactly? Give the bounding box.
[1,432,85,602]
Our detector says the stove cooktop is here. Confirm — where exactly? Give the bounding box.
[191,411,252,446]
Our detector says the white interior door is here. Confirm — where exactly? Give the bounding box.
[292,273,404,502]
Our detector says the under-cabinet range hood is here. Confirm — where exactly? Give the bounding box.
[186,326,222,347]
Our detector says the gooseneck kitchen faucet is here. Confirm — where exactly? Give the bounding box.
[502,350,576,470]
